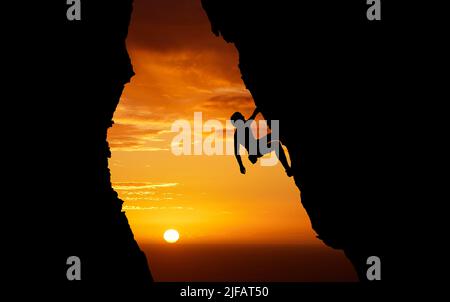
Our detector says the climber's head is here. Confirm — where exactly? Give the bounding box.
[230,112,245,127]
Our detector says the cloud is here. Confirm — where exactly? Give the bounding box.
[123,205,158,211]
[108,121,172,151]
[196,93,254,115]
[119,191,156,196]
[113,182,178,190]
[110,124,162,136]
[129,0,231,53]
[123,205,194,211]
[108,0,256,152]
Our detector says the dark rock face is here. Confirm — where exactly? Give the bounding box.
[201,0,400,281]
[7,0,152,285]
[55,0,153,284]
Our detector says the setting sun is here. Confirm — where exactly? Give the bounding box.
[164,229,180,243]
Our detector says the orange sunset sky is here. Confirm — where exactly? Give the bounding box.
[105,0,358,281]
[108,0,318,246]
[108,0,355,281]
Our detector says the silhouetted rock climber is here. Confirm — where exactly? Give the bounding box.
[231,108,293,177]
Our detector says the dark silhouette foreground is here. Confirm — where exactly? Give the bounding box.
[201,0,401,281]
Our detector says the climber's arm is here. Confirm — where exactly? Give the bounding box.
[248,107,260,121]
[234,131,246,174]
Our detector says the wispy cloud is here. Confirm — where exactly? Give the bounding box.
[110,145,170,152]
[113,182,179,191]
[123,205,194,211]
[107,45,253,152]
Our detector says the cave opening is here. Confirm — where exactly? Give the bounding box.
[106,0,356,282]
